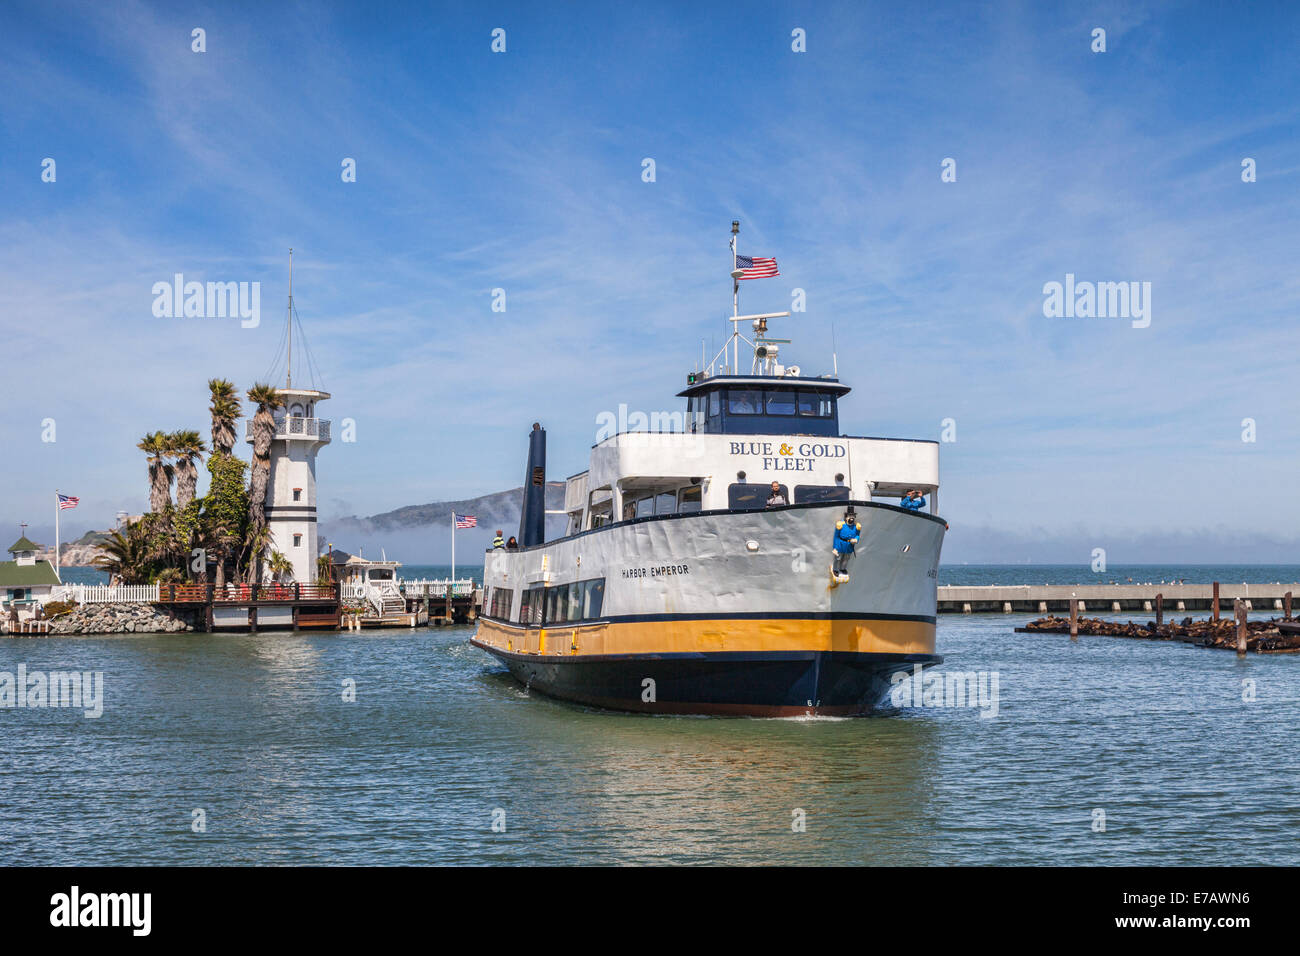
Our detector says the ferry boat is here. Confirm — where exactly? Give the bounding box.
[471,225,946,716]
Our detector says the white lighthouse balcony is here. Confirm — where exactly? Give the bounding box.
[245,417,331,443]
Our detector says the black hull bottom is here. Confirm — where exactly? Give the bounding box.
[472,642,941,717]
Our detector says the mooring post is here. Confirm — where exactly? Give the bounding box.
[1070,596,1078,641]
[1155,592,1163,628]
[1286,591,1293,620]
[1235,598,1247,657]
[1212,581,1220,621]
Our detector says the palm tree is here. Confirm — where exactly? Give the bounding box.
[200,522,240,589]
[316,552,333,584]
[267,551,294,584]
[208,379,241,457]
[244,383,284,582]
[93,527,153,584]
[241,523,273,584]
[137,431,174,514]
[170,429,207,509]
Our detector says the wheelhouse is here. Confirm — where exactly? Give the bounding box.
[678,375,849,437]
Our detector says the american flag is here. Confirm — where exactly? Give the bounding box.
[58,494,79,511]
[454,513,477,529]
[735,254,779,279]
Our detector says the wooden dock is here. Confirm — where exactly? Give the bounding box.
[157,582,343,631]
[399,586,480,626]
[937,582,1298,614]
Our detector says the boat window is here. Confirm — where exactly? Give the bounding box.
[583,579,605,618]
[489,587,514,619]
[368,568,394,581]
[727,483,768,511]
[635,495,654,518]
[728,389,762,415]
[567,582,582,621]
[708,390,721,418]
[520,584,546,625]
[798,391,834,417]
[765,389,797,415]
[546,585,567,625]
[678,486,702,513]
[655,492,676,515]
[794,484,852,503]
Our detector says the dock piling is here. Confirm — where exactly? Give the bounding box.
[1069,597,1078,641]
[1155,593,1162,628]
[1212,582,1220,621]
[1287,591,1293,620]
[1234,598,1247,657]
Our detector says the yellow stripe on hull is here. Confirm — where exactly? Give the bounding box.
[474,616,935,658]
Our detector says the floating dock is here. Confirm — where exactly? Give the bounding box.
[937,582,1298,614]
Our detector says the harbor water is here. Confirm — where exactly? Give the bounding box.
[3,565,1299,865]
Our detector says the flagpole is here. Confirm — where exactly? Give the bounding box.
[450,512,456,584]
[54,489,60,581]
[731,220,740,372]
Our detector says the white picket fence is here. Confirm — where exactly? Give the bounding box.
[52,583,160,604]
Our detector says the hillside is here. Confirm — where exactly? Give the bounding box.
[34,529,112,567]
[319,484,567,563]
[333,483,565,533]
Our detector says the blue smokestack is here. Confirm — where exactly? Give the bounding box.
[519,423,546,547]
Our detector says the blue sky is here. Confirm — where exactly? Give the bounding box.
[2,0,1298,563]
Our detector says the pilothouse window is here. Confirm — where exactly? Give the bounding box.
[765,390,796,415]
[728,389,762,415]
[798,391,834,417]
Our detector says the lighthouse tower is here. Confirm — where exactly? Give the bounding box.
[248,250,331,584]
[257,387,330,583]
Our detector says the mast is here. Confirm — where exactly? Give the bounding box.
[731,220,740,371]
[286,248,294,388]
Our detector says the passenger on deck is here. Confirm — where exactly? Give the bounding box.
[766,481,788,508]
[900,490,927,512]
[506,536,519,550]
[492,530,505,549]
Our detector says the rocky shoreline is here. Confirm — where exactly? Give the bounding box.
[33,603,203,636]
[1016,615,1300,653]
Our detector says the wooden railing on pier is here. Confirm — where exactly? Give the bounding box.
[158,583,341,603]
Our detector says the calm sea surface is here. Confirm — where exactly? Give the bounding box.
[6,565,1299,865]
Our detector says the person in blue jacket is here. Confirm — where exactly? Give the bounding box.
[900,490,927,512]
[832,517,861,578]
